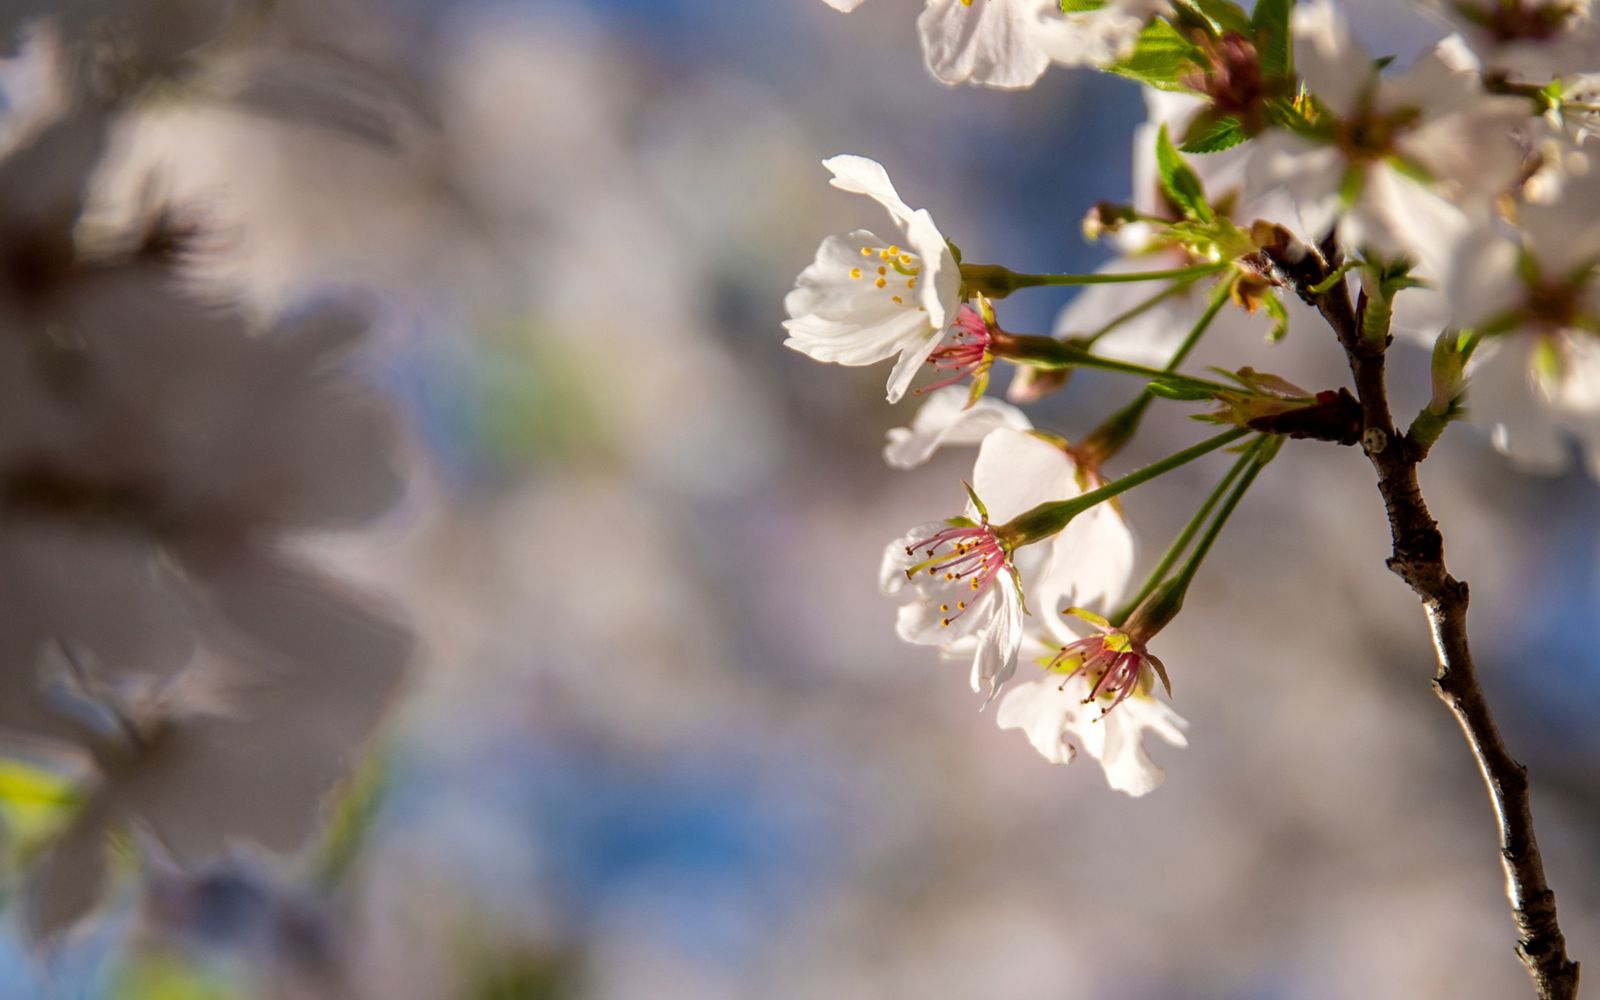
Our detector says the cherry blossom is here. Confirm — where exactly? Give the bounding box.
[995,607,1186,795]
[784,155,962,403]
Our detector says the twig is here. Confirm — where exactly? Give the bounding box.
[1257,236,1581,1000]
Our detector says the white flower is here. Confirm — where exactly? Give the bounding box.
[1244,1,1528,258]
[818,0,1166,88]
[996,608,1187,795]
[1430,159,1600,475]
[882,511,1024,705]
[884,384,1031,469]
[996,657,1187,796]
[881,428,1135,702]
[24,568,408,941]
[784,155,962,403]
[1420,0,1600,82]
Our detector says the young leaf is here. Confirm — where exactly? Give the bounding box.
[1181,0,1253,36]
[1263,291,1290,342]
[1180,112,1249,153]
[1107,19,1204,92]
[1148,379,1218,401]
[1156,124,1214,222]
[1251,0,1293,79]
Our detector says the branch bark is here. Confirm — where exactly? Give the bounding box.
[1256,235,1581,999]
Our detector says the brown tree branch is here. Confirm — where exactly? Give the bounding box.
[1254,235,1581,999]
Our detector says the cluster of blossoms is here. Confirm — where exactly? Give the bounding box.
[792,0,1600,794]
[0,18,411,942]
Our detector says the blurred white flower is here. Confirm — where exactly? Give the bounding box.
[25,564,408,942]
[1431,159,1600,474]
[1419,0,1599,82]
[1244,0,1528,258]
[881,428,1135,702]
[820,0,1166,86]
[784,155,961,403]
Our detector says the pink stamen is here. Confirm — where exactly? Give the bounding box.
[1049,632,1157,718]
[903,521,1008,627]
[916,304,993,395]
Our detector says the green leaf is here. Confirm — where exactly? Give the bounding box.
[1155,124,1214,223]
[1251,0,1293,78]
[1060,0,1106,10]
[1107,19,1204,92]
[1180,112,1249,153]
[1181,0,1252,35]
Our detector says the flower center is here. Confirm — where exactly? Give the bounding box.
[851,243,925,308]
[1047,632,1151,716]
[1335,107,1416,163]
[903,522,1007,627]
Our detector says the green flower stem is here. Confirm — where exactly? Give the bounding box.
[1167,434,1281,595]
[1079,282,1232,465]
[961,261,1228,299]
[1000,427,1250,546]
[1081,279,1195,348]
[1111,437,1258,625]
[991,332,1234,396]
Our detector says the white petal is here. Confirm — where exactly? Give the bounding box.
[1293,0,1370,119]
[1034,502,1136,642]
[884,387,1032,469]
[995,676,1083,764]
[1341,164,1470,262]
[884,323,948,404]
[969,426,1082,523]
[823,154,917,229]
[1468,338,1570,474]
[1242,133,1346,239]
[820,0,869,10]
[917,0,1052,89]
[1029,0,1156,68]
[970,579,1025,703]
[1442,227,1522,332]
[1094,695,1187,797]
[905,208,958,327]
[880,520,950,595]
[1521,168,1600,279]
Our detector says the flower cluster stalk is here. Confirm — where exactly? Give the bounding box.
[961,261,1228,299]
[1000,427,1249,546]
[1080,282,1233,465]
[1111,435,1261,625]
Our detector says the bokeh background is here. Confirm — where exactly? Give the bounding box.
[2,1,1597,997]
